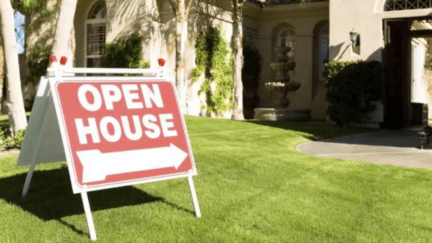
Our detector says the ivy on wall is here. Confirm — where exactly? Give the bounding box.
[193,27,233,116]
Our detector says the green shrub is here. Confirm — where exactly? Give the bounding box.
[25,37,51,83]
[0,129,26,150]
[101,32,150,70]
[242,43,261,119]
[23,38,52,111]
[324,61,383,127]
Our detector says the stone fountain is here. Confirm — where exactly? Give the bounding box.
[254,38,311,121]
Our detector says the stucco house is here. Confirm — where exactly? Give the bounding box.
[20,0,432,128]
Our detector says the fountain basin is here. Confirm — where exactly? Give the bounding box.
[254,108,311,121]
[265,82,301,92]
[274,46,291,53]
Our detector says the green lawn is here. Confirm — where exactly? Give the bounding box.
[1,116,432,242]
[0,113,10,131]
[0,112,31,131]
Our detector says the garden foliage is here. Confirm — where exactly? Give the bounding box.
[0,129,25,149]
[324,61,383,127]
[193,27,233,116]
[101,32,150,69]
[25,38,51,84]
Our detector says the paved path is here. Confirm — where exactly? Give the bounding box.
[296,127,432,170]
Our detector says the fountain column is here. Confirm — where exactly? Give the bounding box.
[254,36,311,121]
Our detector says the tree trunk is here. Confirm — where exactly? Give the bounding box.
[0,0,27,135]
[231,0,244,120]
[176,19,188,112]
[175,0,188,113]
[0,42,4,114]
[169,0,191,114]
[51,0,78,67]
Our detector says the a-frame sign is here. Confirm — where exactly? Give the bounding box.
[17,57,201,241]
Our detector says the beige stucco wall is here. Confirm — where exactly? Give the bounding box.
[25,0,60,61]
[75,0,163,68]
[329,0,383,62]
[73,0,235,117]
[329,0,432,124]
[25,0,333,119]
[330,0,432,62]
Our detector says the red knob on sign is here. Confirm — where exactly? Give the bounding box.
[158,58,166,67]
[60,56,68,65]
[50,55,57,63]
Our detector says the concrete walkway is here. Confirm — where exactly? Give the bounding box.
[296,126,432,170]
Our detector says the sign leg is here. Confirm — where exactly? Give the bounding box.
[81,192,97,241]
[21,94,53,197]
[21,162,37,197]
[187,176,201,218]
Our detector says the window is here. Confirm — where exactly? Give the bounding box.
[385,0,432,11]
[85,0,107,67]
[318,26,329,81]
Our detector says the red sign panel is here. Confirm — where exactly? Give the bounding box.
[54,80,196,192]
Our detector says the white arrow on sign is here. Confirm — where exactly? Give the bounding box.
[76,144,188,183]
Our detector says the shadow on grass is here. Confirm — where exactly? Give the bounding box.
[0,118,9,131]
[0,113,31,131]
[248,120,422,149]
[0,167,194,237]
[247,120,371,139]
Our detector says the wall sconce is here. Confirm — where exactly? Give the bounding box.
[350,31,360,48]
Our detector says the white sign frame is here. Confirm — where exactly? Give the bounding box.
[49,77,197,194]
[18,63,201,241]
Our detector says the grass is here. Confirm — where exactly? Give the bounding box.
[0,113,10,131]
[1,116,432,242]
[0,112,31,130]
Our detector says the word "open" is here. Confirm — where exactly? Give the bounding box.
[78,84,164,111]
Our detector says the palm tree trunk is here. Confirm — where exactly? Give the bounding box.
[51,0,78,66]
[0,0,27,135]
[176,19,188,112]
[231,0,244,120]
[169,0,192,113]
[0,44,4,114]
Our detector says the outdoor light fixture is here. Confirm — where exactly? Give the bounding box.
[350,31,359,48]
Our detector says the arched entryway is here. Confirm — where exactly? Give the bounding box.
[383,18,432,128]
[380,0,432,128]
